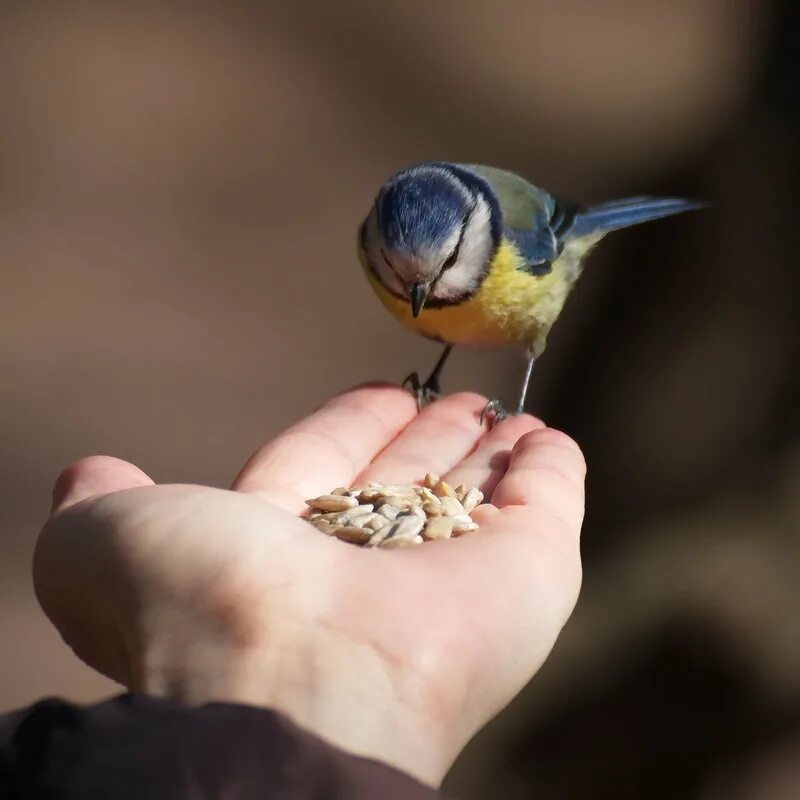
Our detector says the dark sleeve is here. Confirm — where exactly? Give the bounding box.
[0,693,445,799]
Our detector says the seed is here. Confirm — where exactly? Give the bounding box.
[450,513,479,534]
[382,514,424,543]
[356,487,386,502]
[404,503,427,519]
[416,486,439,503]
[331,487,349,496]
[423,472,440,489]
[421,500,444,517]
[376,495,418,510]
[462,487,484,513]
[364,515,387,532]
[335,526,373,545]
[380,485,419,497]
[310,520,335,535]
[336,504,375,524]
[367,522,393,547]
[306,494,359,512]
[377,504,401,521]
[454,484,467,501]
[439,496,465,516]
[434,479,455,498]
[380,534,424,549]
[424,517,454,540]
[453,521,479,534]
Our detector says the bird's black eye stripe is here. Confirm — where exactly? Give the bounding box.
[381,248,401,279]
[441,203,474,271]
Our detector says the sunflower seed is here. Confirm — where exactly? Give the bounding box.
[421,500,444,517]
[377,504,401,521]
[404,503,427,519]
[336,504,375,524]
[376,495,418,510]
[356,487,386,502]
[367,523,393,546]
[413,486,436,504]
[380,533,424,549]
[379,484,419,497]
[335,526,373,544]
[433,479,455,498]
[364,515,387,532]
[423,473,440,489]
[306,494,359,512]
[331,487,349,496]
[450,513,479,534]
[454,484,467,501]
[439,496,465,516]
[462,487,484,513]
[423,516,454,540]
[382,514,424,543]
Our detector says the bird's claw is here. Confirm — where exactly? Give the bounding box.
[480,398,510,428]
[402,372,441,411]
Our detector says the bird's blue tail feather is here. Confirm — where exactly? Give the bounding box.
[569,197,706,239]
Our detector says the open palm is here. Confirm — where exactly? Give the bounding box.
[34,384,585,786]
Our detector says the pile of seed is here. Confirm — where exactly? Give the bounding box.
[304,473,484,549]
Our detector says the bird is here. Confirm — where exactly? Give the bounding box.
[358,162,704,422]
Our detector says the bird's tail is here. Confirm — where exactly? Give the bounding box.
[568,196,707,239]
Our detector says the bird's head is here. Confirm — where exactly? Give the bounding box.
[360,163,500,316]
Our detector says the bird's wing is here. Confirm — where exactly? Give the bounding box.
[461,164,578,273]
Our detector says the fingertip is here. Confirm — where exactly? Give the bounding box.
[514,428,586,473]
[491,413,546,438]
[51,456,154,513]
[325,382,419,418]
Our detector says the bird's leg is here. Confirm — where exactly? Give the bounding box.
[514,352,536,414]
[480,352,536,427]
[403,344,453,410]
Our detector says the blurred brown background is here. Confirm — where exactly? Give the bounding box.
[2,1,798,797]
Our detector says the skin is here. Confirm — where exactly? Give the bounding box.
[34,384,585,788]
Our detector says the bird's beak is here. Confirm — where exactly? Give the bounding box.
[409,282,430,318]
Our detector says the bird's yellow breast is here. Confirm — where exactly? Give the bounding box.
[362,236,599,352]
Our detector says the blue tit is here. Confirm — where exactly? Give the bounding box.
[358,162,704,421]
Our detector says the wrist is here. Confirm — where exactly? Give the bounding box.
[135,615,455,787]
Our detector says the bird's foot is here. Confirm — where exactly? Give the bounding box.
[480,398,515,428]
[402,372,441,411]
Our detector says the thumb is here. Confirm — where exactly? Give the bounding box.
[51,456,154,513]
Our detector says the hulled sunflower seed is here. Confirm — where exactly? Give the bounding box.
[423,516,454,540]
[423,473,440,489]
[416,486,439,504]
[422,500,444,517]
[380,534,424,549]
[336,504,375,524]
[304,479,482,548]
[306,494,359,512]
[376,495,418,510]
[450,513,479,534]
[381,514,424,543]
[462,487,484,513]
[433,479,455,498]
[439,496,465,517]
[377,504,401,521]
[335,526,373,544]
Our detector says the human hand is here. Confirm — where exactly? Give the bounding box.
[34,385,585,787]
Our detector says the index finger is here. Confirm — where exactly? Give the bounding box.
[231,383,418,511]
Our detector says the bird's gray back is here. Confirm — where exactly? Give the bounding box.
[459,164,553,231]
